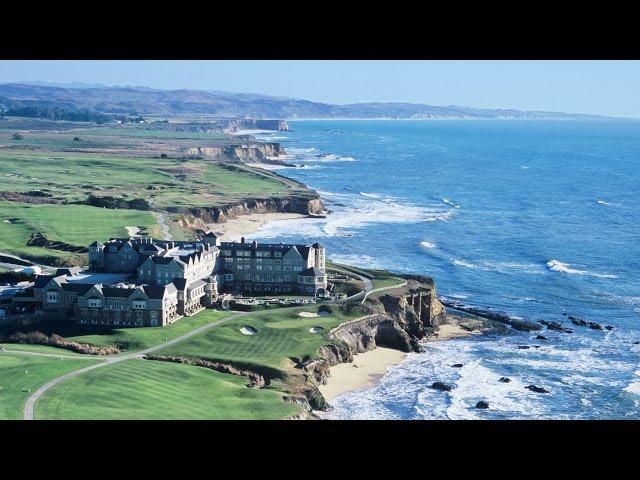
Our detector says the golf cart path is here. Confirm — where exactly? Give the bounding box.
[23,311,248,420]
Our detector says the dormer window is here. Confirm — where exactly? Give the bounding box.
[88,298,101,308]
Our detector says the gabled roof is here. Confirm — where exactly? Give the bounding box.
[33,275,55,289]
[55,266,82,277]
[61,283,94,295]
[143,283,177,299]
[188,279,206,290]
[311,242,324,249]
[172,278,188,290]
[102,287,137,298]
[299,267,326,277]
[88,240,104,248]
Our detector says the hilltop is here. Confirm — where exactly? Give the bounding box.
[0,83,609,120]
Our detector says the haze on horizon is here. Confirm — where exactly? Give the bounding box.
[1,60,639,118]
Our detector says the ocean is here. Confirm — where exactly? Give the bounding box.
[250,119,640,419]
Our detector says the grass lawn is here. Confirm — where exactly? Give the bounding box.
[18,309,235,354]
[158,304,367,371]
[36,359,299,420]
[370,276,406,290]
[0,353,97,420]
[0,201,160,263]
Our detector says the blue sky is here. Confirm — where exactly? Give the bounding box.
[1,60,639,117]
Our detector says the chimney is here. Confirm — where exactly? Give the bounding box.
[251,240,257,249]
[241,237,245,244]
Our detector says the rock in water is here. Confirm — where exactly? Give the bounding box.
[451,363,464,368]
[605,326,614,331]
[499,377,512,383]
[517,345,531,349]
[536,335,548,340]
[526,385,549,393]
[431,381,453,392]
[588,322,604,330]
[476,400,490,409]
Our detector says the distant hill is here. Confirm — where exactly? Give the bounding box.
[0,83,609,120]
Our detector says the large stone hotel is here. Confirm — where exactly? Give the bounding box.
[12,232,327,327]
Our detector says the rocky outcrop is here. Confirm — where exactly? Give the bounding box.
[175,195,325,225]
[440,300,542,332]
[184,142,289,165]
[299,280,446,407]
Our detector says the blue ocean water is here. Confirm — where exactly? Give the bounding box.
[251,120,640,419]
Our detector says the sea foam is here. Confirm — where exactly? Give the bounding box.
[546,260,617,279]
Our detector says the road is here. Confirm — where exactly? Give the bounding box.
[23,311,248,420]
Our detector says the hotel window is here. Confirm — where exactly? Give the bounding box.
[46,291,60,304]
[284,275,291,281]
[88,298,101,308]
[245,274,252,280]
[256,265,262,270]
[133,301,146,310]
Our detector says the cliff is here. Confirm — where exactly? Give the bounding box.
[173,194,325,226]
[184,142,289,165]
[297,279,447,410]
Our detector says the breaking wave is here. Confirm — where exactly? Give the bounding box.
[546,260,617,279]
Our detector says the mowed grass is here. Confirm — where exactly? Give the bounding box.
[5,309,236,355]
[0,353,97,420]
[159,305,367,370]
[0,150,293,208]
[36,359,299,420]
[61,309,234,353]
[0,201,160,262]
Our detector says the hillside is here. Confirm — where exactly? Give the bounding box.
[0,83,608,120]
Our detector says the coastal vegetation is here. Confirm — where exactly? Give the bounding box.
[0,118,318,265]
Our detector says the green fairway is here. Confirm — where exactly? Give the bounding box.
[0,353,97,420]
[0,201,160,263]
[36,359,300,420]
[370,276,406,290]
[158,305,367,370]
[5,309,235,354]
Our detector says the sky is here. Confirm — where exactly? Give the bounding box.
[0,60,639,117]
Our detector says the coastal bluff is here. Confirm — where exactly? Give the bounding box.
[299,277,448,411]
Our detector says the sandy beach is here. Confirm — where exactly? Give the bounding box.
[205,212,309,241]
[318,323,478,403]
[318,347,408,402]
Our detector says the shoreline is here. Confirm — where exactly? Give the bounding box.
[317,323,477,404]
[205,212,311,241]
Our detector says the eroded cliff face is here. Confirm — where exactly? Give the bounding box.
[184,142,288,165]
[298,279,446,410]
[174,195,325,227]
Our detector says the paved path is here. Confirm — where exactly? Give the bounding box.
[154,213,173,241]
[23,311,248,420]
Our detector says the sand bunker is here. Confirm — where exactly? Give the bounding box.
[309,326,325,333]
[298,311,330,318]
[125,226,141,237]
[240,326,257,335]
